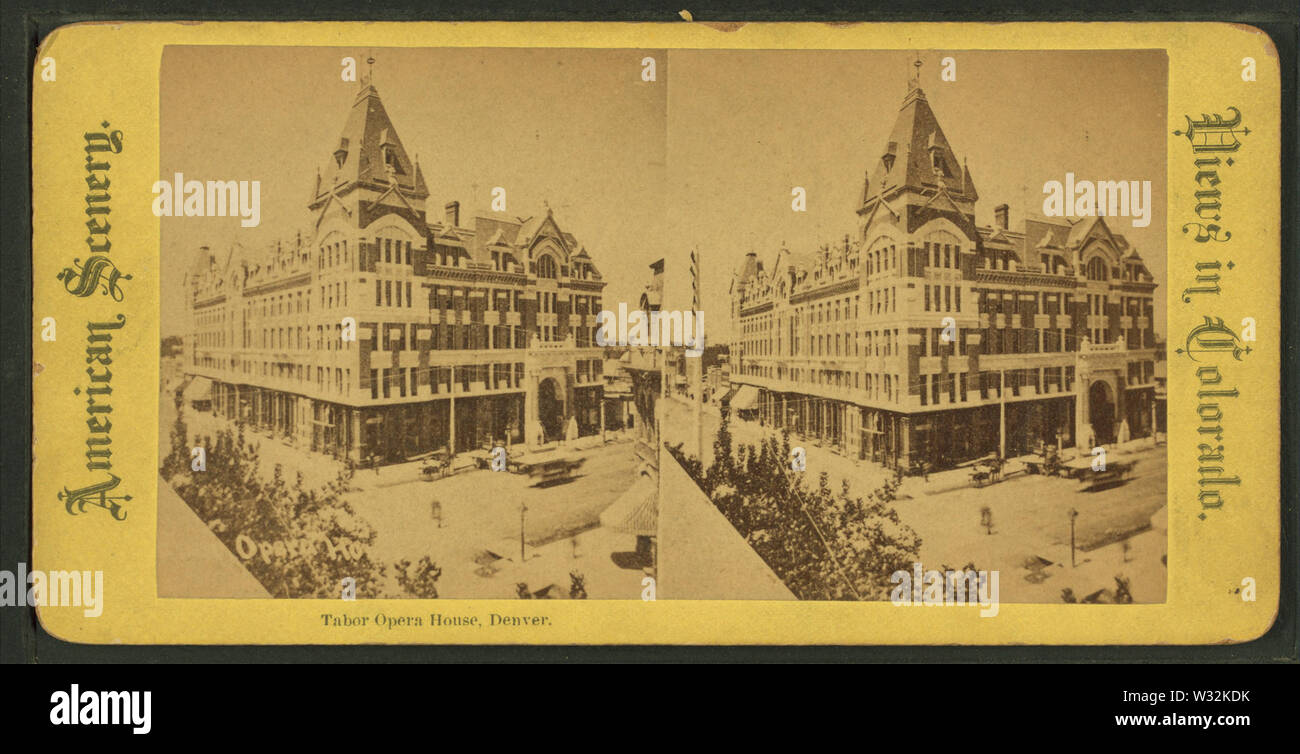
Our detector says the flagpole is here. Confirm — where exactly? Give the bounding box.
[693,248,705,461]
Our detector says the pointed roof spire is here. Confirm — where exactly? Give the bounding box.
[860,56,971,205]
[962,157,978,200]
[311,57,429,210]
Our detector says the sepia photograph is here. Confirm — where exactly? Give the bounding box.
[156,46,666,600]
[660,50,1169,605]
[15,7,1292,722]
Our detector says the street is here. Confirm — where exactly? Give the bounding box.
[661,395,1168,603]
[160,374,648,599]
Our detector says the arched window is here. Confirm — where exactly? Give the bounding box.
[1086,257,1109,281]
[537,255,558,279]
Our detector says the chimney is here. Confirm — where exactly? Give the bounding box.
[445,201,460,227]
[994,203,1009,230]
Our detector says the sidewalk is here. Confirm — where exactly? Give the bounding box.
[676,395,1161,502]
[183,402,633,494]
[157,475,270,598]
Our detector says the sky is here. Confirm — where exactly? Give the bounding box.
[160,47,1167,342]
[159,45,668,334]
[664,49,1168,341]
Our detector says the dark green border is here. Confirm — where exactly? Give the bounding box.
[3,0,1295,664]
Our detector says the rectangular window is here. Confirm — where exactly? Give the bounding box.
[370,369,378,399]
[924,286,930,311]
[385,280,392,307]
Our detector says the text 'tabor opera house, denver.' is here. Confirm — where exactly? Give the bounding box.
[184,73,607,462]
[730,74,1159,471]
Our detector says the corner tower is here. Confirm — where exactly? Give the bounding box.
[857,59,979,244]
[309,58,430,227]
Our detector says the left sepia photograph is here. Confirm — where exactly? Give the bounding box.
[156,46,666,600]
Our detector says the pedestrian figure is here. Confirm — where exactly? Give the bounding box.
[430,499,443,529]
[371,453,380,475]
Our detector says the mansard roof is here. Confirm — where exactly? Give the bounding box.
[977,213,1152,279]
[425,209,600,278]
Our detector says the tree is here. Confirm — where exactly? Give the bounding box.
[569,570,588,599]
[1114,574,1133,604]
[162,424,387,598]
[667,420,922,601]
[160,335,184,358]
[395,557,443,598]
[161,413,191,481]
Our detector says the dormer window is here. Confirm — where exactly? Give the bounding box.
[930,147,951,176]
[383,145,403,174]
[334,138,349,168]
[881,141,897,173]
[1086,256,1109,281]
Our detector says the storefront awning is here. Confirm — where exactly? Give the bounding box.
[183,376,213,403]
[599,474,657,536]
[731,385,760,411]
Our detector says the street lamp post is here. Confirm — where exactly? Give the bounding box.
[519,502,528,562]
[999,368,1007,460]
[1069,508,1079,568]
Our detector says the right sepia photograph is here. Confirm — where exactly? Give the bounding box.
[658,50,1169,605]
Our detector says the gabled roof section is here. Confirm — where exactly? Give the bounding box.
[858,194,902,228]
[921,188,963,215]
[1021,215,1074,257]
[1067,215,1117,249]
[734,252,760,285]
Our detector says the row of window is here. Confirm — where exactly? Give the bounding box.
[370,362,526,400]
[925,241,962,270]
[375,278,414,308]
[378,237,414,267]
[923,284,961,313]
[918,367,1076,407]
[319,239,350,270]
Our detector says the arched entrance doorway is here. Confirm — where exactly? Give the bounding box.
[1088,380,1116,445]
[537,378,564,442]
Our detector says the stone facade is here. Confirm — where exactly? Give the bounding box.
[185,74,607,463]
[730,74,1158,471]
